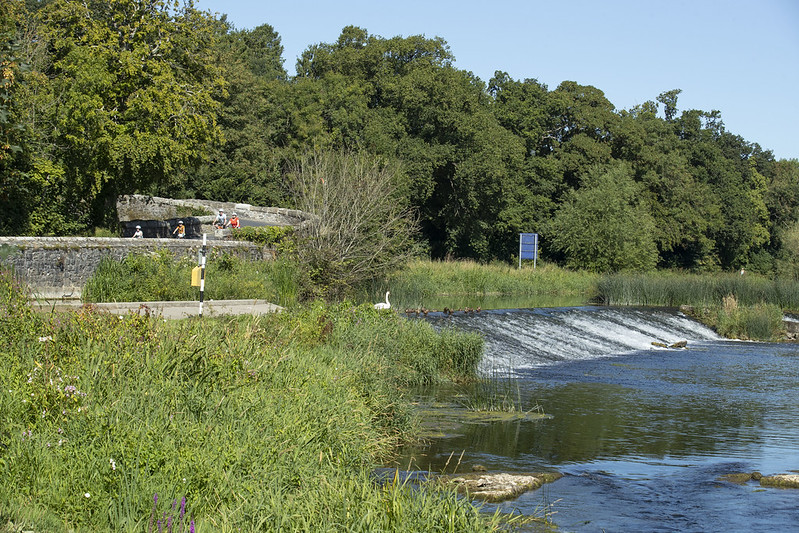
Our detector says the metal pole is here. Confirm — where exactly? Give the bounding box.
[199,233,207,317]
[519,234,522,269]
[534,233,538,269]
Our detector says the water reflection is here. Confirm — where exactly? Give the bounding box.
[392,336,799,532]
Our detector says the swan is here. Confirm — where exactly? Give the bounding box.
[374,291,391,310]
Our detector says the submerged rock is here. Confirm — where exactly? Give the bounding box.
[651,340,688,349]
[441,472,562,502]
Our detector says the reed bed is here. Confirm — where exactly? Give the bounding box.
[1,270,508,532]
[597,271,799,310]
[388,259,599,300]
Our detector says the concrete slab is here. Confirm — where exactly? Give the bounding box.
[34,299,283,319]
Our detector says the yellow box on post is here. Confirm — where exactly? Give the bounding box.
[191,266,202,287]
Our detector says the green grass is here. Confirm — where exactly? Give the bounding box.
[683,294,786,341]
[387,259,599,301]
[1,269,510,532]
[82,250,302,307]
[597,271,799,310]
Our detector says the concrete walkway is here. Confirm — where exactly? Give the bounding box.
[34,299,283,319]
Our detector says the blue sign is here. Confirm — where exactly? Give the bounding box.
[519,233,538,268]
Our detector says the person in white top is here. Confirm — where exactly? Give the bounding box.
[214,209,227,229]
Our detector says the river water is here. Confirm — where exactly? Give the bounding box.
[397,307,799,532]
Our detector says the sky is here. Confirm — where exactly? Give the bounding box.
[196,0,799,161]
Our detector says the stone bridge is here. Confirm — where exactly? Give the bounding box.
[0,195,314,299]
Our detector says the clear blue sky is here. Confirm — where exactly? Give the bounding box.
[196,0,798,161]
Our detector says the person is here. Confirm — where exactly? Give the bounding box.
[173,220,186,238]
[132,225,143,239]
[214,209,226,229]
[228,212,240,229]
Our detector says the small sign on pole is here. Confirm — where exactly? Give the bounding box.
[519,233,538,269]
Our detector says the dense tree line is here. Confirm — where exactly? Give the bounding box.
[3,0,799,275]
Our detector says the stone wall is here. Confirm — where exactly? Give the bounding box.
[0,237,270,299]
[117,195,313,227]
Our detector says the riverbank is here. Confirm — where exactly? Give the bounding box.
[0,270,513,532]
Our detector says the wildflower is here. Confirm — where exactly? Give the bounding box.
[109,458,116,471]
[190,520,195,533]
[84,492,91,498]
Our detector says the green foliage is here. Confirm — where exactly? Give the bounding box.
[714,297,784,341]
[235,225,295,251]
[0,280,498,531]
[389,258,598,300]
[549,163,658,272]
[82,251,302,307]
[596,270,799,310]
[1,5,795,276]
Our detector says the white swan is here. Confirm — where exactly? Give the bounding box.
[374,291,391,310]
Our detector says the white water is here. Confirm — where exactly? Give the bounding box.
[432,306,721,371]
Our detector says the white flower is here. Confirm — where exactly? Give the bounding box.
[84,492,91,498]
[109,458,117,471]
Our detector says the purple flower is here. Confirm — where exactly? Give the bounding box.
[180,496,186,519]
[190,520,195,533]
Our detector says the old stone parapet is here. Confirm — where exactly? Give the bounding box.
[117,194,313,227]
[0,237,269,300]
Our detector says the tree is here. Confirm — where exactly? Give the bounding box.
[287,149,419,297]
[185,21,288,205]
[549,163,658,272]
[31,0,224,228]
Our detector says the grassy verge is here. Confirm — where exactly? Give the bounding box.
[1,269,512,532]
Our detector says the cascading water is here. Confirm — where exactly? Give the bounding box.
[429,306,722,371]
[408,307,799,532]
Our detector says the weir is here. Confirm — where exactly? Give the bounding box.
[430,306,721,371]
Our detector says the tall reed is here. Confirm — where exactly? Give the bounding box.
[598,271,799,310]
[388,259,599,300]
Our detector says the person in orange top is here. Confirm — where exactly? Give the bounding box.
[228,212,240,229]
[172,220,186,238]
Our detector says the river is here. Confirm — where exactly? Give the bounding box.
[395,307,799,532]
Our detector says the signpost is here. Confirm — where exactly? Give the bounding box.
[519,233,538,269]
[198,234,207,316]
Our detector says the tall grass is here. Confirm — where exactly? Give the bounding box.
[388,259,599,300]
[83,251,302,307]
[685,294,786,341]
[1,270,505,532]
[597,271,799,310]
